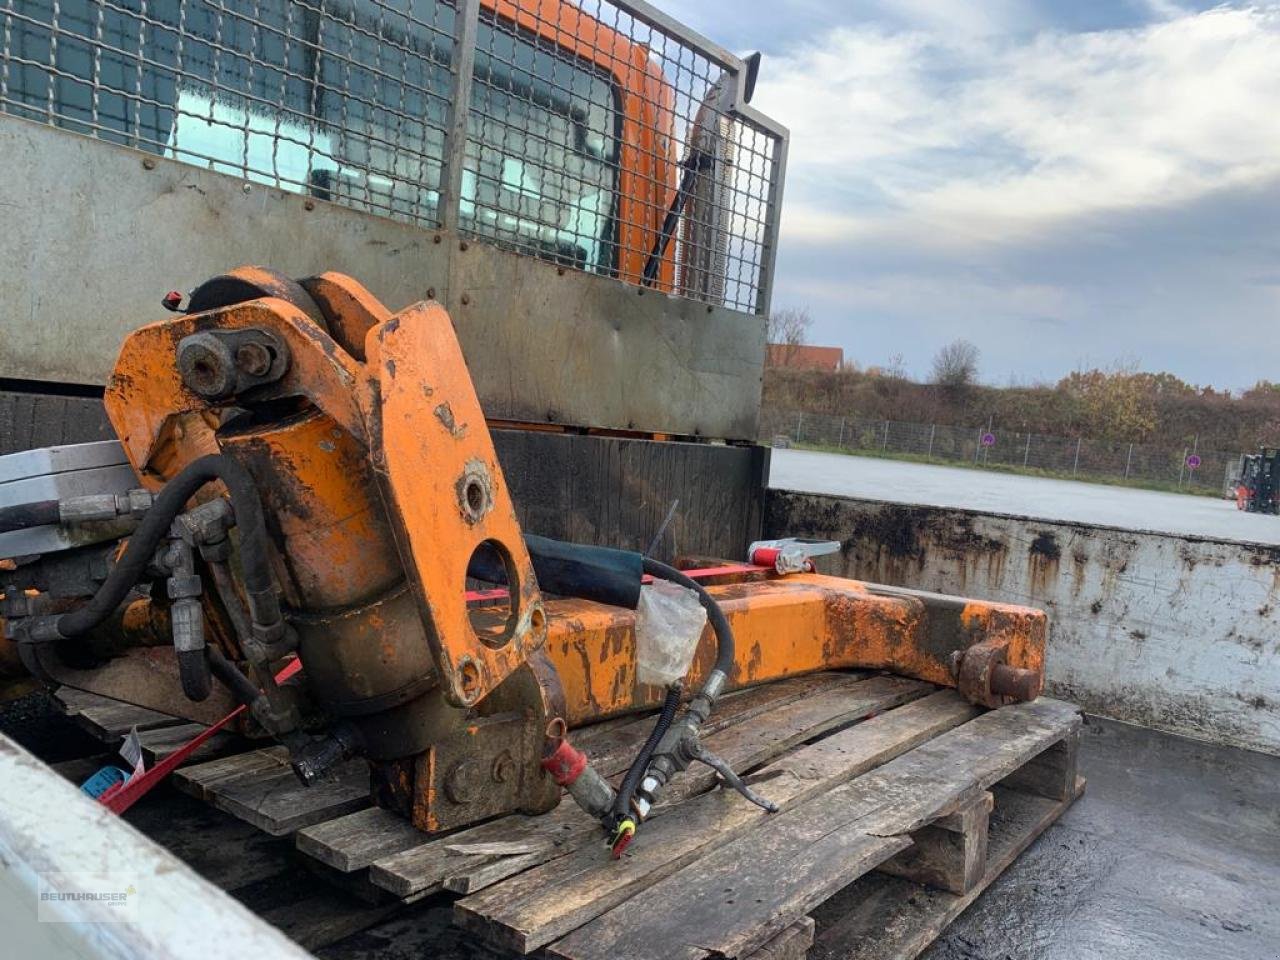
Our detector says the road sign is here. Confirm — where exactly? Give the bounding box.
[981,432,996,447]
[1186,453,1202,469]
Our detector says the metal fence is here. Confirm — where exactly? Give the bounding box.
[762,409,1241,495]
[0,0,786,314]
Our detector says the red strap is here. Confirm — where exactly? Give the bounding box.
[465,562,770,605]
[101,658,303,815]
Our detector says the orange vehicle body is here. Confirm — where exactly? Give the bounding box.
[490,0,678,289]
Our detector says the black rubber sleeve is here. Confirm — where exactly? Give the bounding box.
[611,684,680,821]
[468,534,644,610]
[0,499,60,533]
[56,455,277,639]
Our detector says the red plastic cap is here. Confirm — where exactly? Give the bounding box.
[540,737,588,787]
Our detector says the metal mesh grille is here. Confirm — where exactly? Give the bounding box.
[1,0,457,224]
[0,0,786,313]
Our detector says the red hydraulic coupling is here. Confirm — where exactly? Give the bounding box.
[541,718,588,786]
[541,718,617,823]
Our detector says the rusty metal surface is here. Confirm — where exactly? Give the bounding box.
[372,300,547,708]
[767,489,1280,755]
[536,574,1044,726]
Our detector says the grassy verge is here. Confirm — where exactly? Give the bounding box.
[786,442,1223,499]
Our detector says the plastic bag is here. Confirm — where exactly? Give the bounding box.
[634,579,707,687]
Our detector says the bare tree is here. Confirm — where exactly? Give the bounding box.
[766,307,812,367]
[931,339,980,390]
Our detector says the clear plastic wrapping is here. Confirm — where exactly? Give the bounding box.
[634,580,707,687]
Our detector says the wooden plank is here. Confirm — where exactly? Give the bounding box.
[999,725,1080,801]
[809,778,1086,960]
[55,687,181,739]
[173,747,291,800]
[210,761,369,837]
[455,691,977,954]
[295,673,864,876]
[658,675,929,809]
[370,676,932,901]
[135,722,244,766]
[875,791,992,895]
[574,672,868,775]
[547,698,1081,960]
[297,806,430,874]
[744,918,815,960]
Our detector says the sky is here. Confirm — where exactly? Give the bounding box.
[662,0,1280,391]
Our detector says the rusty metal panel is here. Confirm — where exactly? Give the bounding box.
[766,490,1280,756]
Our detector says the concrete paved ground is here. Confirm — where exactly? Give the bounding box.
[770,448,1280,546]
[916,716,1280,960]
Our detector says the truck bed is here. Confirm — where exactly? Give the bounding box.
[3,689,1276,960]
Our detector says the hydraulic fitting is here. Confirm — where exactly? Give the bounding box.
[540,718,616,821]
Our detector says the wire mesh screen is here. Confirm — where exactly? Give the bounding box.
[1,0,457,224]
[463,0,782,312]
[0,0,785,314]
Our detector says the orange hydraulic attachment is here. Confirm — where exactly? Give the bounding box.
[93,267,1045,834]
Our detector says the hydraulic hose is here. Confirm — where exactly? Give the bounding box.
[206,644,262,707]
[610,558,737,826]
[610,683,680,825]
[0,499,60,533]
[54,455,279,640]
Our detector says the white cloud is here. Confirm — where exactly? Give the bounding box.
[756,5,1280,248]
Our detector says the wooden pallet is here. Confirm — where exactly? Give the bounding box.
[53,687,247,765]
[65,673,1084,959]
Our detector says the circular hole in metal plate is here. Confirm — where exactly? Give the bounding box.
[465,538,519,649]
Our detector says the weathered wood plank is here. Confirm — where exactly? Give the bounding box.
[297,806,432,874]
[744,917,815,960]
[999,724,1080,802]
[455,691,977,954]
[547,699,1081,960]
[55,687,182,738]
[173,747,291,800]
[296,673,865,876]
[809,778,1086,960]
[370,676,932,901]
[135,722,244,766]
[875,791,992,895]
[212,762,369,837]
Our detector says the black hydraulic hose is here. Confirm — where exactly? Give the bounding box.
[206,645,262,708]
[0,499,59,533]
[55,455,278,640]
[610,558,736,822]
[611,684,680,823]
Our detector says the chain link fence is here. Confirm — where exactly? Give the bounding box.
[761,409,1240,496]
